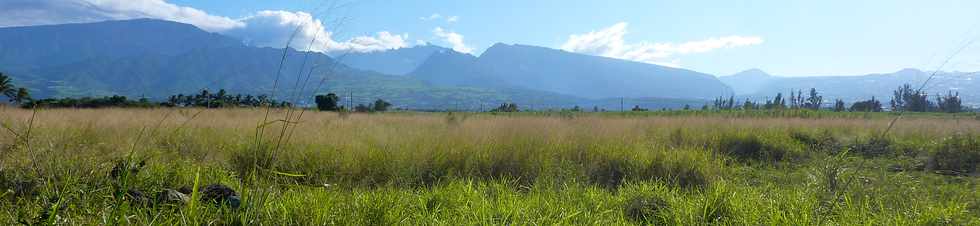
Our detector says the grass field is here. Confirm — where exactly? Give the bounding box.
[1,107,978,225]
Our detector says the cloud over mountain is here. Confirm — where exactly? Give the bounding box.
[0,0,242,31]
[0,0,408,53]
[433,27,473,53]
[227,10,407,53]
[561,22,763,67]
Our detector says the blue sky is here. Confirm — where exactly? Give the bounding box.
[4,0,980,76]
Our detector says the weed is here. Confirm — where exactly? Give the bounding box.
[928,135,980,174]
[698,183,734,224]
[624,195,668,224]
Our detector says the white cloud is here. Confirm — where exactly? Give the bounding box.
[0,0,242,31]
[0,0,409,53]
[433,27,473,54]
[419,13,442,21]
[420,13,458,23]
[227,10,407,53]
[561,22,763,67]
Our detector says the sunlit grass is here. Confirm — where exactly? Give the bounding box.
[0,108,978,224]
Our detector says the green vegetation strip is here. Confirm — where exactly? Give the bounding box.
[0,109,977,225]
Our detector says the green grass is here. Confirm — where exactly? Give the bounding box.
[0,108,978,225]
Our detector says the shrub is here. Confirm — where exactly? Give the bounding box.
[642,151,715,188]
[790,130,841,153]
[479,147,538,187]
[928,135,980,174]
[588,148,716,189]
[848,136,893,157]
[718,133,795,162]
[588,158,634,189]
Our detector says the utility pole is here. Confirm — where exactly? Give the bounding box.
[620,97,624,112]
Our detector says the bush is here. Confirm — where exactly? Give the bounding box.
[588,149,716,189]
[848,136,893,157]
[642,151,714,188]
[928,135,980,174]
[588,158,634,189]
[718,133,795,162]
[790,130,841,153]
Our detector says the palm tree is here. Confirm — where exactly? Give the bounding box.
[12,87,30,104]
[0,72,15,99]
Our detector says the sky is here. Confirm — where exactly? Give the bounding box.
[2,0,980,76]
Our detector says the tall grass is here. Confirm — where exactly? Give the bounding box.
[0,108,978,224]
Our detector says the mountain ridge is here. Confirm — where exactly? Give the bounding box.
[0,19,713,110]
[720,68,980,105]
[407,42,734,100]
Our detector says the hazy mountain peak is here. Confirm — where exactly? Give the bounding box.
[486,42,512,50]
[0,18,241,72]
[720,68,777,95]
[894,68,925,75]
[335,44,453,75]
[411,42,734,100]
[730,68,772,78]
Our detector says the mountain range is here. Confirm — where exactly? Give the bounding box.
[720,68,979,105]
[0,18,975,109]
[0,19,732,109]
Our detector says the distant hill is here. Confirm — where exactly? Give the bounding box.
[409,50,512,88]
[408,43,734,100]
[0,19,241,73]
[719,69,773,95]
[0,19,608,109]
[720,68,980,105]
[333,44,450,75]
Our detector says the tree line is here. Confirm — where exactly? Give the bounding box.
[314,93,393,112]
[711,84,965,113]
[0,71,972,113]
[164,89,289,108]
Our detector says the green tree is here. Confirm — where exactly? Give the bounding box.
[0,72,17,100]
[804,88,823,110]
[492,103,519,112]
[833,99,846,112]
[891,83,931,112]
[850,97,883,112]
[765,93,786,109]
[742,99,758,110]
[373,99,392,112]
[12,87,31,104]
[315,93,341,111]
[354,104,371,112]
[936,91,962,113]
